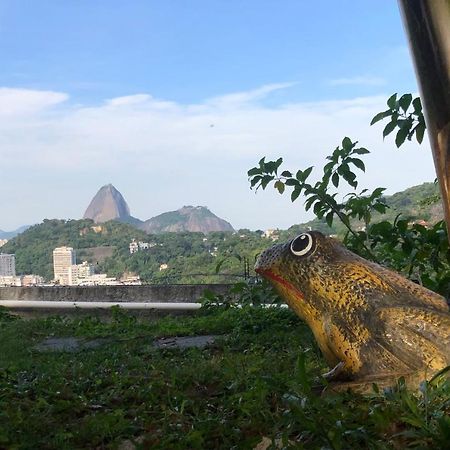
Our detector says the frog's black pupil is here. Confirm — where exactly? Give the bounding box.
[292,234,309,252]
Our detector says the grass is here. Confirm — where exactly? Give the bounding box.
[0,306,449,449]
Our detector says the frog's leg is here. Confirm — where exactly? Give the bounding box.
[375,307,450,372]
[322,361,346,381]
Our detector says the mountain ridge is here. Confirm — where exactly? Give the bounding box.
[139,205,235,233]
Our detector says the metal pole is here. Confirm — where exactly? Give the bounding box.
[398,0,450,240]
[0,300,202,310]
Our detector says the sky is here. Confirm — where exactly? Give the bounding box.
[0,0,438,231]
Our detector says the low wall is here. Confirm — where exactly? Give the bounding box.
[0,284,232,303]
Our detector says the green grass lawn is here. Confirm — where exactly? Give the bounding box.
[0,306,449,449]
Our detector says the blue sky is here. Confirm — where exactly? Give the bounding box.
[0,1,437,230]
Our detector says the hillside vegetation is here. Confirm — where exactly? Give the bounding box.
[1,219,265,283]
[289,181,442,237]
[1,182,442,283]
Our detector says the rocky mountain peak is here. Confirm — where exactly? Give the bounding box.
[140,205,234,234]
[83,184,132,223]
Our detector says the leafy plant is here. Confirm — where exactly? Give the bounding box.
[371,93,426,147]
[248,137,387,259]
[248,93,450,297]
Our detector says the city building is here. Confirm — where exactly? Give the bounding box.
[22,274,45,286]
[53,247,76,285]
[129,239,156,254]
[129,239,139,254]
[0,253,16,276]
[76,273,120,286]
[262,229,280,241]
[0,275,21,287]
[68,261,95,285]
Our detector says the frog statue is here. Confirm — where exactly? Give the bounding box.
[255,231,450,392]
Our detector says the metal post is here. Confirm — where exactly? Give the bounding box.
[398,0,450,240]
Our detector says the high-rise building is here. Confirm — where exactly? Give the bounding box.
[53,247,76,285]
[68,261,94,285]
[0,253,15,276]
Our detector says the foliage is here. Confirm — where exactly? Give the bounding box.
[248,137,387,258]
[346,219,450,295]
[1,219,149,280]
[371,93,426,147]
[200,279,281,308]
[0,309,448,449]
[2,220,268,284]
[248,93,450,297]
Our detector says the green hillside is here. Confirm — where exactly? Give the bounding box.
[279,181,442,239]
[2,220,265,283]
[2,219,148,281]
[2,182,443,283]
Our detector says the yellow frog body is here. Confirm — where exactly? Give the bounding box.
[255,231,450,391]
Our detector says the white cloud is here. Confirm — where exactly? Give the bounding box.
[0,84,436,231]
[328,76,386,87]
[206,82,297,109]
[0,88,68,116]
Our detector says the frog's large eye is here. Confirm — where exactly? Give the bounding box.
[290,233,314,257]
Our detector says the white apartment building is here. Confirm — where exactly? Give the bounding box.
[68,261,95,285]
[0,253,16,276]
[53,247,76,285]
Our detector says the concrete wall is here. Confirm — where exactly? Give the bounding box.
[0,284,233,303]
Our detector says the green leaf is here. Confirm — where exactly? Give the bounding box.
[398,93,412,112]
[281,170,292,177]
[332,172,339,188]
[387,93,397,109]
[325,211,334,227]
[383,119,397,138]
[349,158,365,172]
[370,110,391,125]
[274,180,284,194]
[323,161,334,174]
[412,96,422,114]
[302,166,313,181]
[304,195,317,211]
[250,175,262,187]
[313,200,324,216]
[291,188,301,202]
[247,167,261,176]
[260,175,274,189]
[274,157,283,173]
[215,258,226,274]
[353,147,370,155]
[415,121,426,144]
[371,187,386,198]
[274,180,285,194]
[395,126,409,147]
[285,178,299,186]
[342,137,353,150]
[373,203,386,214]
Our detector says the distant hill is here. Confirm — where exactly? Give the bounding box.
[1,219,148,280]
[0,225,31,240]
[83,184,142,225]
[140,206,235,234]
[1,218,257,283]
[279,181,442,239]
[2,181,443,282]
[83,185,233,232]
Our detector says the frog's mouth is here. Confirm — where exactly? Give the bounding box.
[255,268,305,301]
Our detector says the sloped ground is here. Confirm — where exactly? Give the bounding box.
[0,307,448,449]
